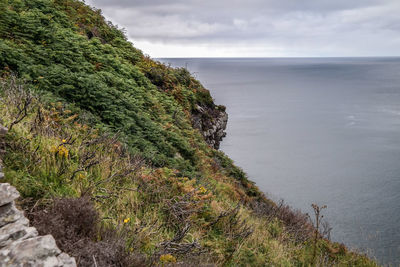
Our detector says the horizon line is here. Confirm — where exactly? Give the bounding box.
[155,56,400,59]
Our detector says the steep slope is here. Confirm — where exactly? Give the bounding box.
[0,0,229,176]
[0,0,378,266]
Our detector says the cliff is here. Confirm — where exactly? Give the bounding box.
[0,0,378,266]
[192,104,228,149]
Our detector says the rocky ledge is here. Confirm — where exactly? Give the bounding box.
[0,125,76,267]
[192,104,228,149]
[0,183,76,266]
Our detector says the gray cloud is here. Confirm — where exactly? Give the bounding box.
[86,0,400,56]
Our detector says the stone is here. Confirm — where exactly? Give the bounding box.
[57,252,77,267]
[0,203,24,227]
[0,217,37,248]
[0,183,20,206]
[0,235,61,265]
[0,125,7,137]
[0,182,76,266]
[42,255,62,266]
[191,104,228,149]
[0,217,29,232]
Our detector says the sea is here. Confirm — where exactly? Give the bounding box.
[159,57,400,265]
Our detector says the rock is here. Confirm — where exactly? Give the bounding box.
[0,200,77,266]
[0,217,29,232]
[42,255,63,266]
[0,126,7,137]
[0,203,24,227]
[0,183,20,206]
[0,172,4,180]
[191,104,228,149]
[57,253,77,267]
[0,217,37,248]
[0,235,61,265]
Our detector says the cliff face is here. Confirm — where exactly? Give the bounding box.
[138,57,229,151]
[191,104,228,149]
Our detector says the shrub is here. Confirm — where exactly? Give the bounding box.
[28,197,146,267]
[250,199,313,243]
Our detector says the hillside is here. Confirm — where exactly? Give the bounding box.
[0,0,378,266]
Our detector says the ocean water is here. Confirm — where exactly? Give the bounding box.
[159,58,400,265]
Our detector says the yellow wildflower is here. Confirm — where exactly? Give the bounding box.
[159,254,176,263]
[198,186,207,194]
[50,145,58,153]
[58,145,69,158]
[123,218,130,223]
[62,139,67,143]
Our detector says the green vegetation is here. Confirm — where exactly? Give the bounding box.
[0,0,378,266]
[0,0,217,175]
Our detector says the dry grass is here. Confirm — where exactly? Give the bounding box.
[1,76,379,266]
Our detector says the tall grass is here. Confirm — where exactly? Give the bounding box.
[0,77,378,266]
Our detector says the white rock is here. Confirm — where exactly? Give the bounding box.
[0,235,61,265]
[0,182,76,266]
[0,203,24,227]
[57,252,77,267]
[0,217,37,248]
[0,183,20,206]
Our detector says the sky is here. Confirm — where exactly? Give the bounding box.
[86,0,400,58]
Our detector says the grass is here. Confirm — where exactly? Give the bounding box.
[0,77,378,266]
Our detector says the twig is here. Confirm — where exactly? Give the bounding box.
[9,93,32,131]
[92,255,98,267]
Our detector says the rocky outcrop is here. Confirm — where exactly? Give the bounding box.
[192,104,228,149]
[0,183,76,266]
[0,126,76,267]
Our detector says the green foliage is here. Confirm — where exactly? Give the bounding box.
[0,0,210,176]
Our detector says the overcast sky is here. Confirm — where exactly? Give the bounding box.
[86,0,400,57]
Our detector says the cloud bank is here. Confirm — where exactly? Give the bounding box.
[86,0,400,57]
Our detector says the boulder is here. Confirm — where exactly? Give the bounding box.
[0,125,7,137]
[0,203,24,227]
[57,253,77,267]
[0,183,20,206]
[0,235,61,265]
[0,217,37,248]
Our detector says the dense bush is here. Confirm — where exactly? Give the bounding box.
[28,197,146,267]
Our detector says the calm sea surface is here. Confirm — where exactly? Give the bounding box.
[160,58,400,265]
